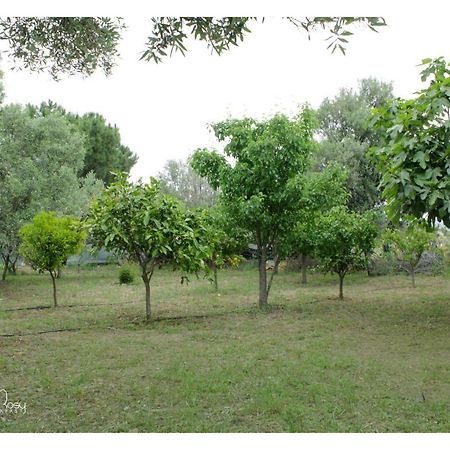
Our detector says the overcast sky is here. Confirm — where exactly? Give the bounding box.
[2,13,449,181]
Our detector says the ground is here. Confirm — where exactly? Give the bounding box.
[0,264,449,432]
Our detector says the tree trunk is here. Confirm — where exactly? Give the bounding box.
[258,245,268,308]
[273,251,279,275]
[301,253,307,284]
[10,256,17,274]
[50,272,57,307]
[266,255,280,298]
[339,273,345,300]
[142,273,151,320]
[1,254,9,281]
[411,265,416,288]
[213,266,218,292]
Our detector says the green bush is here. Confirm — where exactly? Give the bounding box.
[119,267,134,284]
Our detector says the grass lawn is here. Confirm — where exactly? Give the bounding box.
[0,264,449,432]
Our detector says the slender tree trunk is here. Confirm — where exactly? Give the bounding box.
[339,273,345,300]
[142,272,152,320]
[266,255,280,298]
[273,250,279,275]
[213,266,218,292]
[258,245,268,308]
[10,256,18,274]
[301,253,307,284]
[2,254,10,281]
[411,265,416,288]
[50,272,57,307]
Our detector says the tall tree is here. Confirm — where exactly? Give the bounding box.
[87,175,211,320]
[27,103,137,186]
[75,113,137,185]
[315,78,394,212]
[158,158,216,208]
[191,109,316,308]
[0,17,385,78]
[370,57,450,227]
[0,105,101,279]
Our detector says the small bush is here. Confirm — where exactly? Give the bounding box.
[119,267,134,284]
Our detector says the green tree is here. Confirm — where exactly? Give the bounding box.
[314,207,378,299]
[384,223,436,287]
[191,109,316,308]
[287,164,349,284]
[0,17,385,78]
[19,212,85,306]
[87,175,211,320]
[0,105,102,279]
[370,57,450,227]
[315,78,394,212]
[27,104,138,186]
[202,207,248,292]
[76,113,137,185]
[158,159,216,208]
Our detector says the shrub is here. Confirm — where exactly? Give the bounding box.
[119,267,134,284]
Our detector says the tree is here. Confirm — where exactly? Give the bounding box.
[315,78,394,212]
[384,223,436,287]
[158,159,216,208]
[286,164,348,284]
[191,109,316,308]
[314,207,378,299]
[87,175,210,320]
[370,57,450,227]
[0,105,102,279]
[27,103,138,186]
[19,212,85,306]
[202,207,248,292]
[0,17,385,78]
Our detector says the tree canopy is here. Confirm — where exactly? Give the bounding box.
[0,17,386,78]
[27,102,137,185]
[370,57,450,227]
[314,78,394,212]
[87,175,211,319]
[0,104,102,278]
[19,211,85,306]
[158,158,216,208]
[314,207,378,299]
[191,109,316,307]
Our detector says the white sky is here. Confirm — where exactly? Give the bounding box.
[1,12,449,181]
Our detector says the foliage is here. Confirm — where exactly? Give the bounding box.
[370,57,450,226]
[119,267,135,285]
[158,158,216,208]
[191,109,316,307]
[288,164,349,256]
[315,78,394,212]
[86,174,211,319]
[201,206,248,291]
[27,103,137,186]
[0,17,124,79]
[383,222,436,287]
[314,207,378,298]
[0,17,385,78]
[19,211,85,306]
[143,17,386,63]
[0,104,101,278]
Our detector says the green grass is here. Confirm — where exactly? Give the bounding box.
[1,264,449,432]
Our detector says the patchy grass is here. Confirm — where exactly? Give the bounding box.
[0,264,449,432]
